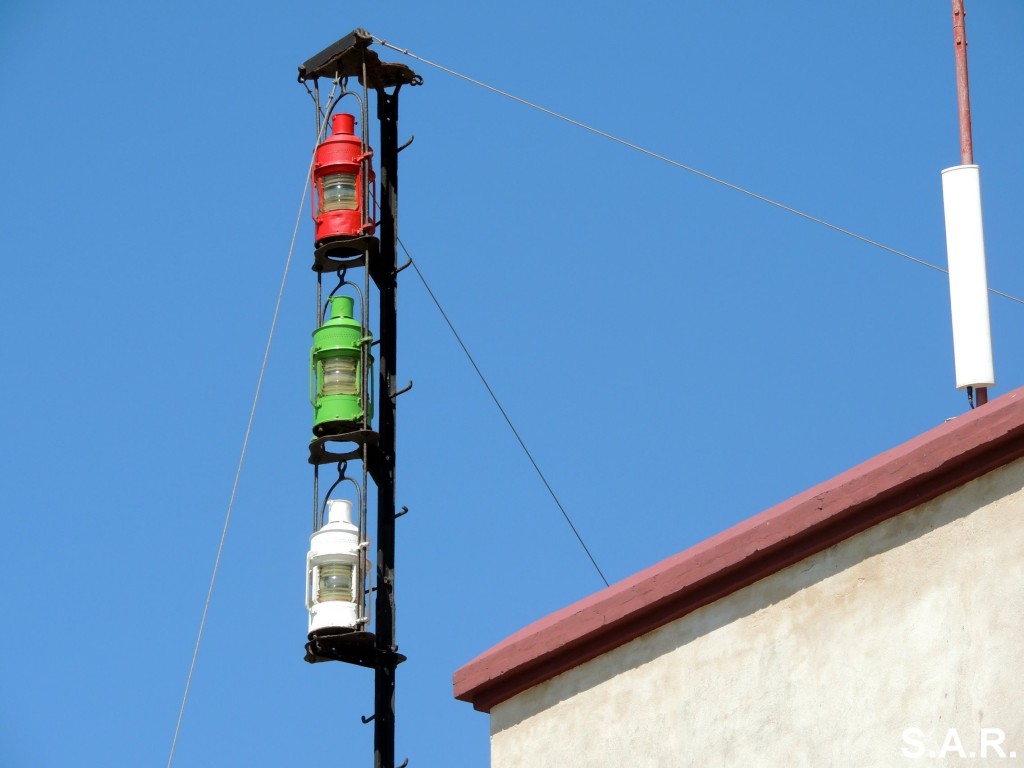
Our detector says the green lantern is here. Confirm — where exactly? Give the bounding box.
[311,296,373,436]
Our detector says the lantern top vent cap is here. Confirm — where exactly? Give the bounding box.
[332,113,356,135]
[326,499,354,526]
[330,295,355,320]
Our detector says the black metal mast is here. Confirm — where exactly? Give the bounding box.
[298,31,420,768]
[370,82,400,768]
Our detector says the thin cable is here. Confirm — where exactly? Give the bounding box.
[399,238,610,587]
[166,81,338,768]
[374,37,1024,308]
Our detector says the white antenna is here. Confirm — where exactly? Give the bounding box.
[942,0,994,404]
[942,165,994,391]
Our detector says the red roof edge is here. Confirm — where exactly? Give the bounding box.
[453,388,1024,713]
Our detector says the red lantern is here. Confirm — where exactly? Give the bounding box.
[312,113,375,244]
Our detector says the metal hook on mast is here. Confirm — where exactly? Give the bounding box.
[391,381,413,400]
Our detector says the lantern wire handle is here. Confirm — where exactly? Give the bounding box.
[319,460,346,528]
[311,81,363,132]
[306,79,362,151]
[318,460,365,528]
[324,85,363,129]
[321,275,365,329]
[321,268,347,322]
[325,267,347,302]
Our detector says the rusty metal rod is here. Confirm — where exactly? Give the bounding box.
[952,0,988,406]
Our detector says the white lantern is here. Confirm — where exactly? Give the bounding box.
[306,499,364,635]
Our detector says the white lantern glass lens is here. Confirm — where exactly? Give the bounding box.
[322,173,357,211]
[322,357,358,395]
[318,563,354,602]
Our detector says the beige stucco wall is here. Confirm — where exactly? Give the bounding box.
[489,459,1024,767]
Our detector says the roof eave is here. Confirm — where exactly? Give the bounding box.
[454,387,1024,712]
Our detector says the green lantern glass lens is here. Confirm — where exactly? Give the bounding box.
[322,357,358,396]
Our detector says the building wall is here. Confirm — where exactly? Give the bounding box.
[489,459,1024,767]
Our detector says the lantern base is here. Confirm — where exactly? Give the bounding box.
[309,429,378,465]
[304,629,407,668]
[313,418,363,438]
[313,235,379,273]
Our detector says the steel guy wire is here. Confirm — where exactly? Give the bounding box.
[373,37,1024,308]
[166,77,340,768]
[398,238,610,588]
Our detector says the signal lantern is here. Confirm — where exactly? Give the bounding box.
[312,113,374,244]
[311,295,373,436]
[306,499,366,636]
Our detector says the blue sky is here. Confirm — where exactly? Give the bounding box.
[2,2,1023,766]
